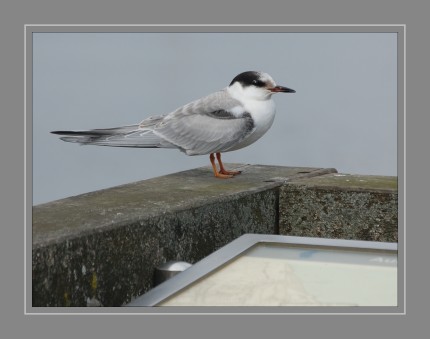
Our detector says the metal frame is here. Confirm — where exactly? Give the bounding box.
[126,234,397,307]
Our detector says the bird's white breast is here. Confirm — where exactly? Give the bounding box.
[228,98,276,152]
[224,83,277,152]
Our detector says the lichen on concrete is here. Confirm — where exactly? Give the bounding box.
[279,173,398,242]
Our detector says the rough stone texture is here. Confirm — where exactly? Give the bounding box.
[33,165,398,307]
[33,164,330,307]
[279,173,398,242]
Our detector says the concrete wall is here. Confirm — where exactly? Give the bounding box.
[32,164,398,307]
[279,173,398,241]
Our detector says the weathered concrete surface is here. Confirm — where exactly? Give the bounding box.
[279,173,398,242]
[33,164,332,307]
[33,165,398,307]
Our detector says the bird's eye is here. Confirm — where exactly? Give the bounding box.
[252,80,264,87]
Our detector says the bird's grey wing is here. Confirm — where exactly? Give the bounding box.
[150,90,255,155]
[52,90,255,152]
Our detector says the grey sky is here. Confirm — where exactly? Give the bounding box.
[32,32,397,204]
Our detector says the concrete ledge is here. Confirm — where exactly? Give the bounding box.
[32,165,397,307]
[279,173,398,241]
[33,164,332,307]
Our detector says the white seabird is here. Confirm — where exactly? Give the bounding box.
[52,71,295,178]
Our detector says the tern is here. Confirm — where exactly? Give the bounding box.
[52,71,295,178]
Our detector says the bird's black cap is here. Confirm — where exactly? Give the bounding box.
[229,71,265,87]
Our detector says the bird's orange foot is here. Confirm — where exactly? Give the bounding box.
[219,169,242,176]
[210,152,242,179]
[214,172,235,179]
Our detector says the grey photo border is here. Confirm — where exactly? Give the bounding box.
[25,24,405,315]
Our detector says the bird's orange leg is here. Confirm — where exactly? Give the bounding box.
[209,153,234,179]
[216,152,242,176]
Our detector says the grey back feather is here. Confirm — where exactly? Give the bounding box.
[53,89,255,155]
[149,90,255,155]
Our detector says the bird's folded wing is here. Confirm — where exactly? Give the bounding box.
[52,89,255,154]
[151,90,255,155]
